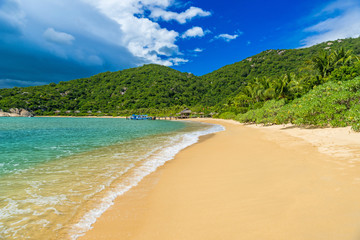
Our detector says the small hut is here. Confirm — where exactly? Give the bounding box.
[178,108,192,119]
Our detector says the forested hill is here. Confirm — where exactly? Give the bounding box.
[1,37,360,116]
[201,38,360,106]
[0,65,207,115]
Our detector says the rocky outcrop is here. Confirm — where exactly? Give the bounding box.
[0,108,34,117]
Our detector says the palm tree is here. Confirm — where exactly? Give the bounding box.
[332,47,358,67]
[311,50,333,78]
[311,48,359,78]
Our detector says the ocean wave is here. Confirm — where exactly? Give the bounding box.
[70,122,224,239]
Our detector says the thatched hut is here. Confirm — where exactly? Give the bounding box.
[178,108,192,119]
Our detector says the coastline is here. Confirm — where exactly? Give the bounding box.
[80,118,360,240]
[34,115,126,118]
[1,117,220,239]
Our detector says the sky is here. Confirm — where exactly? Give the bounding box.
[1,0,360,88]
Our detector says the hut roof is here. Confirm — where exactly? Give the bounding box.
[180,109,192,114]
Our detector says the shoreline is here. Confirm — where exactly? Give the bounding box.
[1,117,221,240]
[80,118,360,240]
[34,115,127,118]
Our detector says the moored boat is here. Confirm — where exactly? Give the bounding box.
[129,114,153,120]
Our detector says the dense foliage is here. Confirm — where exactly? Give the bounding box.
[236,77,360,130]
[1,37,360,125]
[0,65,210,116]
[234,45,360,130]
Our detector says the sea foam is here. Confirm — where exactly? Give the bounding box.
[70,123,224,239]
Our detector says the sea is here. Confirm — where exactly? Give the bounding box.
[0,117,224,239]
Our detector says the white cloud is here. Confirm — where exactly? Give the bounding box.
[215,33,239,42]
[0,0,211,74]
[182,26,207,38]
[321,0,356,13]
[150,6,211,24]
[83,0,209,66]
[194,48,203,52]
[43,28,75,45]
[302,0,360,47]
[168,57,189,65]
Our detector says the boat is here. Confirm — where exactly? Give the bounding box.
[129,114,153,120]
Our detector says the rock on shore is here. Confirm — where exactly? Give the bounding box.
[0,108,34,117]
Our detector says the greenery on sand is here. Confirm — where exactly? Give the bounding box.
[235,77,360,130]
[234,47,360,130]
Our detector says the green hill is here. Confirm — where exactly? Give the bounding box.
[201,38,360,107]
[0,65,207,115]
[1,37,360,117]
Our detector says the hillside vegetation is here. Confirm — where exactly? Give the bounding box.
[0,65,207,116]
[236,77,360,130]
[228,42,360,127]
[1,37,360,126]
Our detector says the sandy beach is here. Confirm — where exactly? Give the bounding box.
[80,119,360,240]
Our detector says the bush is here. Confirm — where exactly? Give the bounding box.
[218,112,237,119]
[235,77,360,131]
[274,78,360,127]
[236,99,286,124]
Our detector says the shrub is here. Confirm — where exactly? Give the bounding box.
[236,99,286,124]
[218,112,237,119]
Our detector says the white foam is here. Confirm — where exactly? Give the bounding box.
[0,199,33,219]
[70,123,224,239]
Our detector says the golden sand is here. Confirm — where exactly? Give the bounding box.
[80,119,360,240]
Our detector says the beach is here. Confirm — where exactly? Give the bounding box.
[0,117,221,239]
[81,119,360,240]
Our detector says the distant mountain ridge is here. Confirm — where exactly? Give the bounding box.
[1,37,360,116]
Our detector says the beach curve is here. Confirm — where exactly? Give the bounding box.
[80,118,360,240]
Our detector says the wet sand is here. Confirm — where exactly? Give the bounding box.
[80,119,360,240]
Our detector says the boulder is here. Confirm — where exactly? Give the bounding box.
[0,108,34,117]
[20,109,33,117]
[0,110,10,117]
[9,108,21,114]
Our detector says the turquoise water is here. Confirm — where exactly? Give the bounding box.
[0,117,223,240]
[0,117,185,176]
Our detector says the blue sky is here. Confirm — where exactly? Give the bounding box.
[1,0,360,88]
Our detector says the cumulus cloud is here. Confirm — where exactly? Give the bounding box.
[0,0,212,87]
[150,6,211,24]
[194,48,203,52]
[302,0,360,47]
[82,0,200,65]
[43,28,75,45]
[182,26,207,38]
[215,33,239,42]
